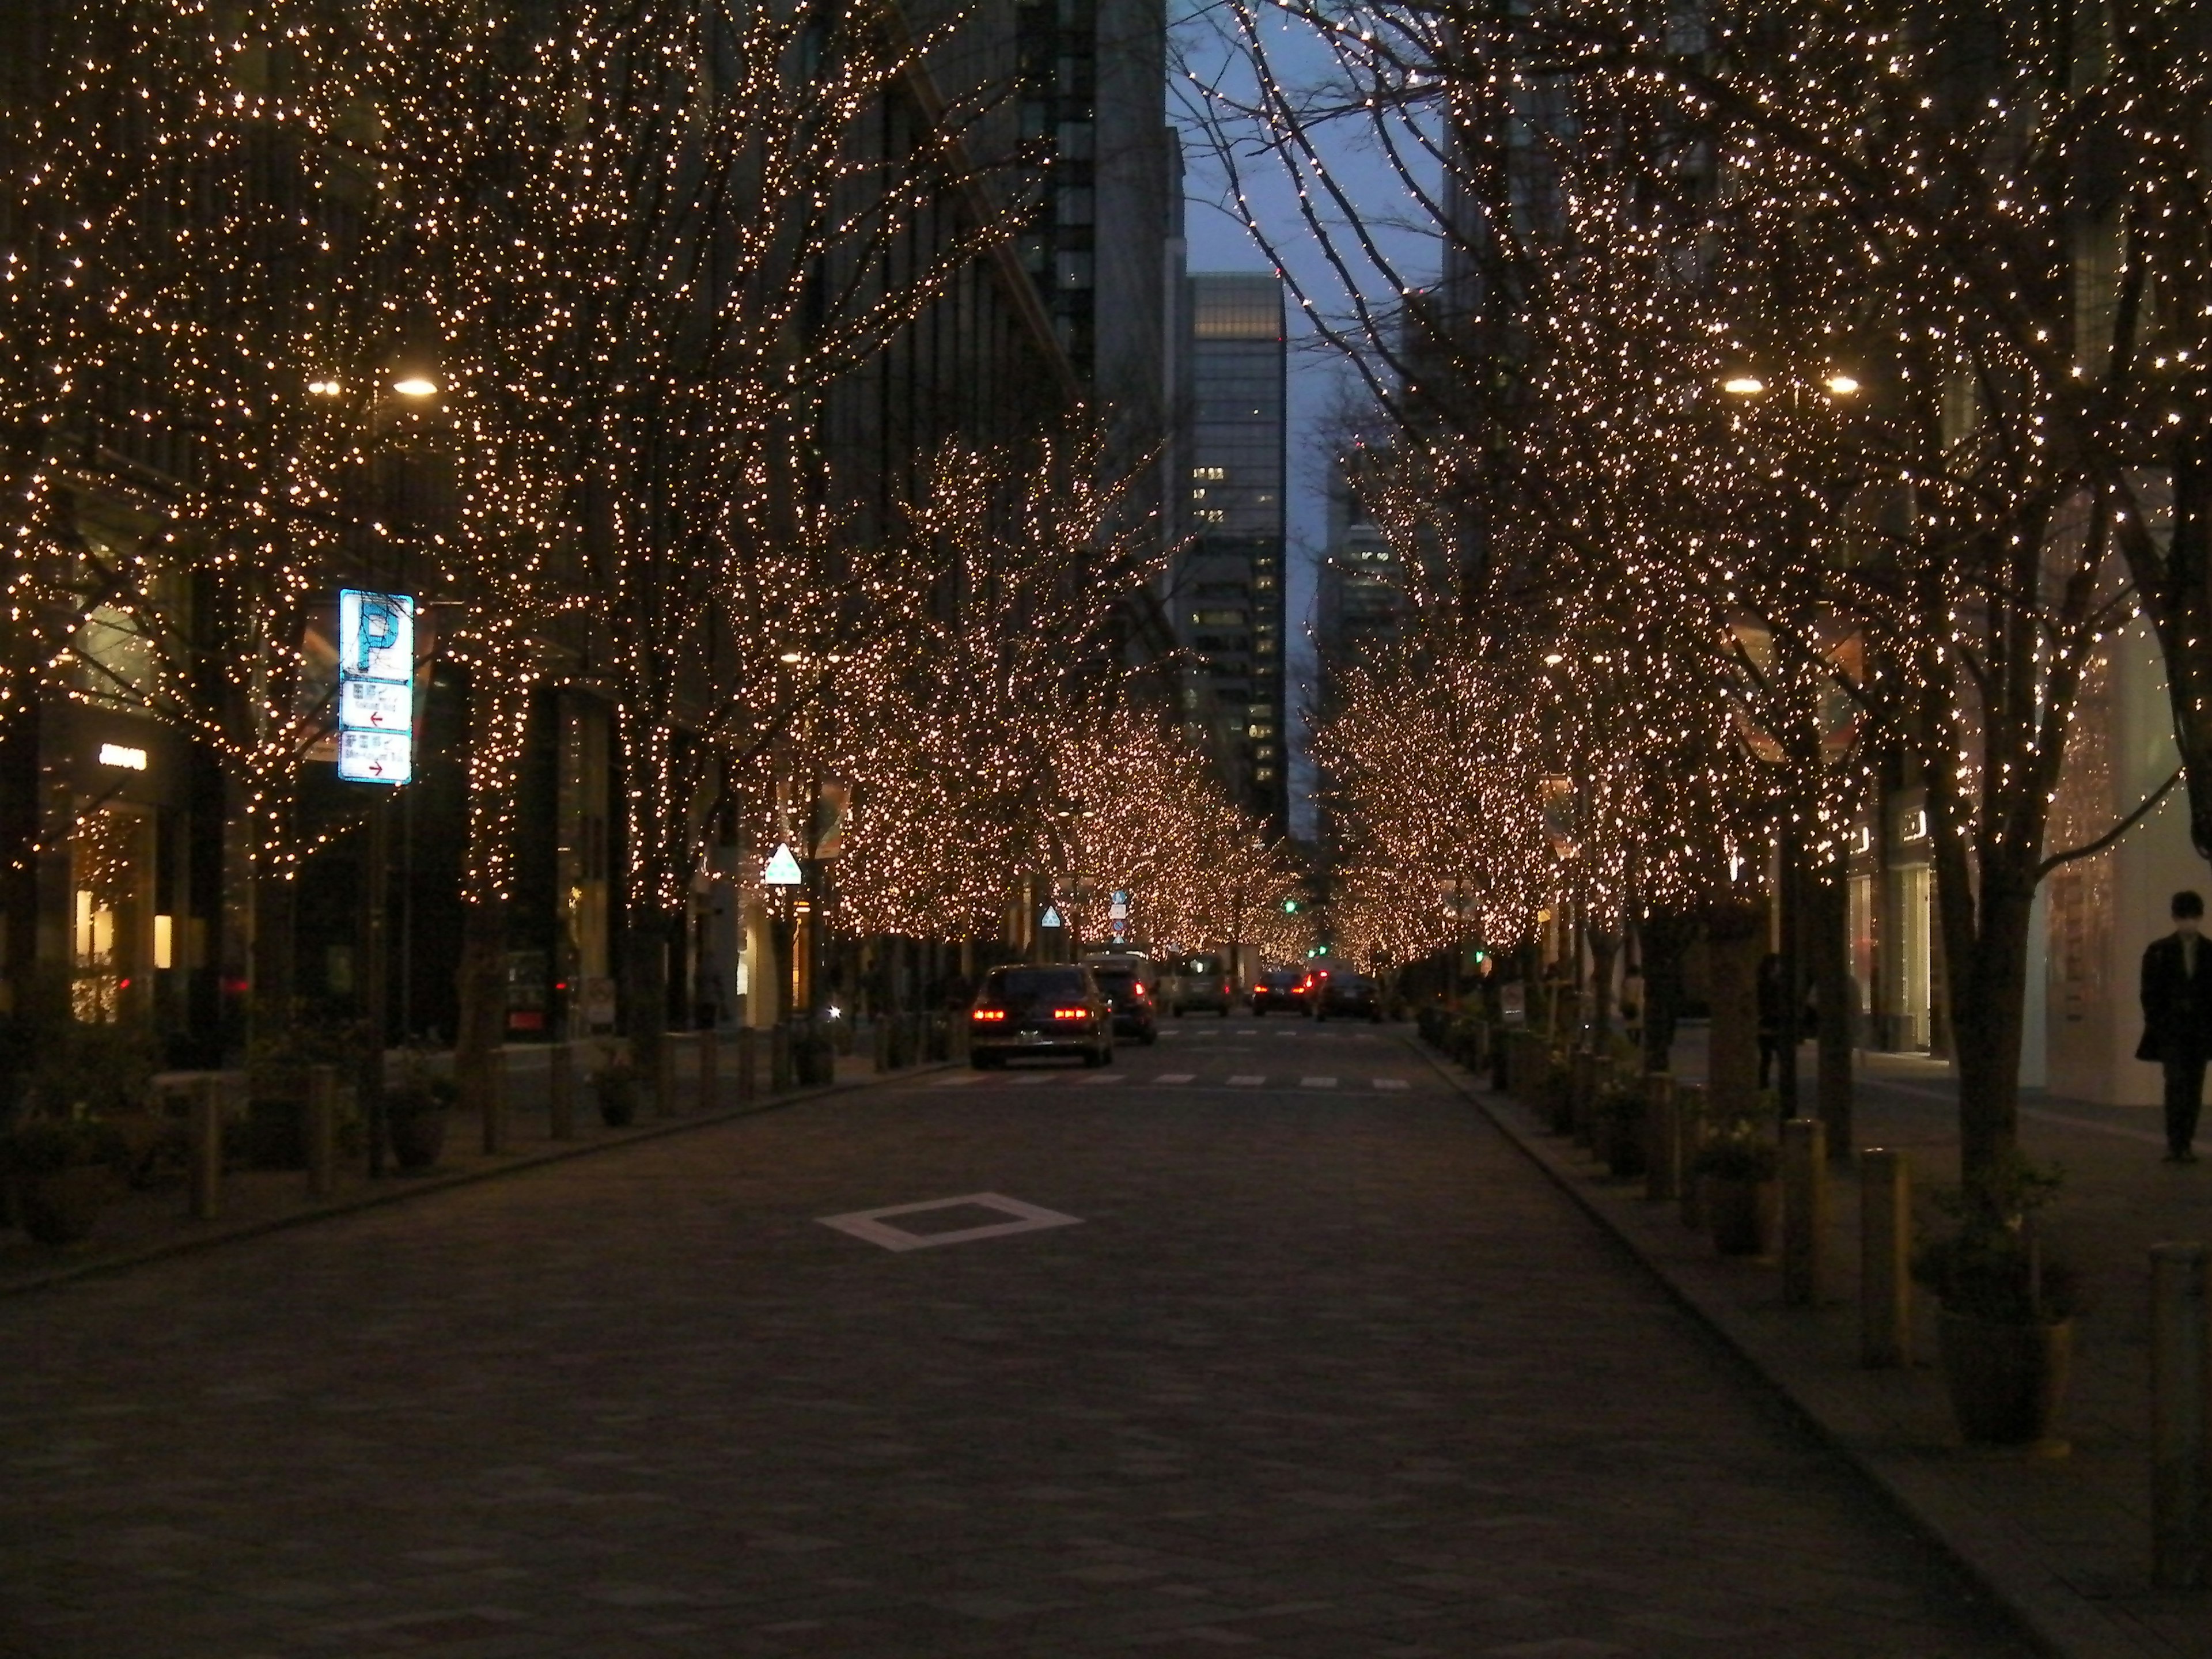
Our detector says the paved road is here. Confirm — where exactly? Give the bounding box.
[0,1017,2027,1657]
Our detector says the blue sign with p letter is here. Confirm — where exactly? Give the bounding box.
[336,589,414,784]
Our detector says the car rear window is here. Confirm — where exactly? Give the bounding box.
[989,969,1086,998]
[1092,970,1135,989]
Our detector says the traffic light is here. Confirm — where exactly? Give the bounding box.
[1282,899,1300,914]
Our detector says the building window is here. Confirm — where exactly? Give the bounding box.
[1255,767,1278,782]
[1193,465,1226,482]
[1192,609,1247,626]
[1248,724,1275,740]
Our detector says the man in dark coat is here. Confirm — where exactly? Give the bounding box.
[2138,890,2212,1162]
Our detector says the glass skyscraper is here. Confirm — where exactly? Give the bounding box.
[1180,272,1288,833]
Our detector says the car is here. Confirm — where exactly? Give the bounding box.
[970,965,1114,1067]
[1082,954,1160,1045]
[1315,972,1383,1022]
[1172,953,1234,1017]
[1249,967,1308,1016]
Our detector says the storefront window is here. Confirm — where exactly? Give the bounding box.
[71,805,155,1022]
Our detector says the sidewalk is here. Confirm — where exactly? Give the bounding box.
[1421,1028,2212,1658]
[0,1031,950,1298]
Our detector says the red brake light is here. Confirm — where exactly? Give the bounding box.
[972,1008,1006,1022]
[1052,1006,1089,1021]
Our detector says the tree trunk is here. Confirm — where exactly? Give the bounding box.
[249,845,296,1064]
[454,895,507,1134]
[622,917,671,1115]
[1639,908,1694,1074]
[1588,930,1618,1044]
[1705,897,1766,1123]
[1808,867,1855,1164]
[1942,876,2035,1180]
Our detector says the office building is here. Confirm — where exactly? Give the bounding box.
[1179,272,1289,833]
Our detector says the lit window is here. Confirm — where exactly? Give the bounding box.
[1255,767,1278,781]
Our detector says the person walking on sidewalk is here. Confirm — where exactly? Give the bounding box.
[2137,889,2212,1163]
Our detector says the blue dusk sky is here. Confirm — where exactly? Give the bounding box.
[1166,6,1438,834]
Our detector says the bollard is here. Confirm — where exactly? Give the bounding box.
[952,1010,971,1063]
[699,1027,719,1112]
[736,1026,758,1103]
[2153,1242,2212,1589]
[1644,1073,1679,1203]
[770,1022,793,1093]
[1781,1118,1827,1305]
[483,1047,512,1154]
[1861,1148,1912,1368]
[549,1041,577,1141]
[189,1075,224,1221]
[654,1037,677,1119]
[305,1066,338,1200]
[874,1016,894,1073]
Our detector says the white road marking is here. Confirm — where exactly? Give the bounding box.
[935,1073,979,1086]
[1156,1073,1196,1085]
[819,1192,1083,1253]
[1012,1072,1058,1085]
[1373,1078,1409,1091]
[1081,1073,1123,1085]
[1300,1077,1338,1089]
[1226,1074,1264,1087]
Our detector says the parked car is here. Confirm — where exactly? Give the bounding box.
[1250,967,1308,1016]
[1082,954,1160,1045]
[1316,972,1383,1022]
[969,966,1114,1067]
[1171,954,1234,1017]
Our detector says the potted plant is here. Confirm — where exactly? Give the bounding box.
[1913,1156,2077,1448]
[0,1114,123,1245]
[592,1050,638,1126]
[384,1069,454,1173]
[1692,1127,1779,1256]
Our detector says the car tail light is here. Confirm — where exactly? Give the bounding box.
[972,1007,1006,1022]
[1052,1006,1089,1021]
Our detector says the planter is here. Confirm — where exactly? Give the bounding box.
[1706,1175,1778,1256]
[1936,1309,2073,1446]
[16,1164,109,1245]
[387,1107,448,1173]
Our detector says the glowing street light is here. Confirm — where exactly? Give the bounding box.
[1722,375,1766,397]
[391,375,440,399]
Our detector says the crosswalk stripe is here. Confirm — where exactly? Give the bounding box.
[1156,1073,1195,1084]
[1226,1074,1264,1086]
[1012,1073,1057,1086]
[1374,1078,1409,1091]
[1082,1073,1122,1085]
[1300,1077,1338,1089]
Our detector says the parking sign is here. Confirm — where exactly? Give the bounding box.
[336,589,414,784]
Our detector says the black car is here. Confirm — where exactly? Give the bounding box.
[1316,973,1383,1022]
[1250,968,1308,1016]
[969,966,1114,1067]
[1083,956,1160,1044]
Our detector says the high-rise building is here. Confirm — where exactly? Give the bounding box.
[1179,272,1288,832]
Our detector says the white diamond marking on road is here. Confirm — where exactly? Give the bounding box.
[819,1192,1083,1253]
[1226,1074,1264,1087]
[1300,1077,1338,1089]
[1155,1073,1196,1085]
[1374,1078,1409,1091]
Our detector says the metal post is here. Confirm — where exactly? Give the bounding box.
[2152,1242,2212,1589]
[699,1025,719,1112]
[1679,1085,1706,1230]
[1777,823,1801,1122]
[548,1040,577,1141]
[874,1013,893,1072]
[305,1065,338,1200]
[1861,1148,1912,1368]
[1782,1118,1827,1305]
[363,792,390,1179]
[189,1075,224,1221]
[771,1021,792,1093]
[1644,1073,1679,1202]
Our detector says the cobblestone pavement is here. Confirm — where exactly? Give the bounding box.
[0,1019,2029,1657]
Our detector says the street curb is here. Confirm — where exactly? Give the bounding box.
[1404,1036,2157,1659]
[0,1059,959,1300]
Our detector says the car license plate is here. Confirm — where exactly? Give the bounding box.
[1019,1030,1048,1045]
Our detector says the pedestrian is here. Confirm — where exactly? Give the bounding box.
[2137,889,2212,1164]
[1756,952,1786,1090]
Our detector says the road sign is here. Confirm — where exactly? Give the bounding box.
[1041,906,1063,929]
[1109,888,1130,920]
[336,589,414,785]
[763,843,804,887]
